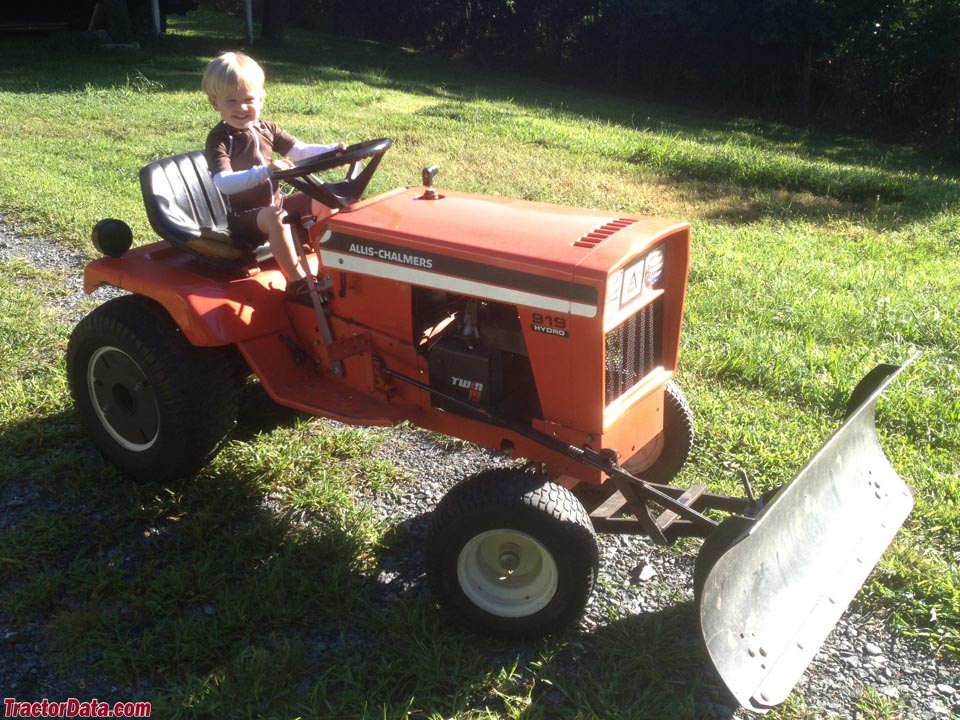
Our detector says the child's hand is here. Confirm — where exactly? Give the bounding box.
[270,158,294,171]
[335,142,348,153]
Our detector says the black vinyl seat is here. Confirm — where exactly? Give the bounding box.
[139,151,257,265]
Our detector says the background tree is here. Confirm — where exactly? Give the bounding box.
[202,0,960,144]
[261,0,287,42]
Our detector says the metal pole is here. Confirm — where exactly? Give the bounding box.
[151,0,161,35]
[246,0,254,44]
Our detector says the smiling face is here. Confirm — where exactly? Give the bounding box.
[209,86,264,131]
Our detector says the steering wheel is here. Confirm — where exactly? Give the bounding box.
[271,138,392,210]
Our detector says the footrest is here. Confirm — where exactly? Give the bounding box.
[238,334,414,426]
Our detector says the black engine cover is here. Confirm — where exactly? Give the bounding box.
[428,337,497,413]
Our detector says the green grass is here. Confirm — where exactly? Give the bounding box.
[0,10,958,720]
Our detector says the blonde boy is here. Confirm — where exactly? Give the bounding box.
[202,51,345,300]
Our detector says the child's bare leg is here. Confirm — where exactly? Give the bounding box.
[257,207,306,282]
[310,198,335,222]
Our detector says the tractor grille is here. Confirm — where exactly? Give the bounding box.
[605,299,663,405]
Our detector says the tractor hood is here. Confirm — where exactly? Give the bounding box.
[321,187,689,319]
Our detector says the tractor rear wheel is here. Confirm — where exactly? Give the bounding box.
[426,469,599,637]
[67,295,241,482]
[623,380,694,483]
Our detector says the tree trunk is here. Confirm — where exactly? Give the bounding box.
[103,0,134,42]
[261,0,287,42]
[616,25,627,87]
[798,44,812,119]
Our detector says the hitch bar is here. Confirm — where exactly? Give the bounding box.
[381,364,747,543]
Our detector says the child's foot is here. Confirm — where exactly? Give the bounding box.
[284,277,313,305]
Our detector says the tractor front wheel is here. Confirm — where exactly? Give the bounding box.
[623,380,694,483]
[67,295,241,482]
[426,469,599,637]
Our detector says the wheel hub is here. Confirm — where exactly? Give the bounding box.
[88,346,160,452]
[498,544,521,574]
[457,529,559,618]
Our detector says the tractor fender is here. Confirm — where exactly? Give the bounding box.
[82,243,291,348]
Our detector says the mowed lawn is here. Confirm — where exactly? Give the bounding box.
[0,10,957,720]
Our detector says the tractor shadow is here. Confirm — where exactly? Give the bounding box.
[373,507,742,719]
[536,606,742,719]
[233,378,307,440]
[1,398,740,718]
[0,395,367,708]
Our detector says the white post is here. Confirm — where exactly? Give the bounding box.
[246,0,254,45]
[151,0,161,35]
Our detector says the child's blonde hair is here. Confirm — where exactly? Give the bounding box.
[202,51,265,99]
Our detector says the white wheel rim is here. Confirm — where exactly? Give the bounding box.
[87,346,160,452]
[457,529,559,618]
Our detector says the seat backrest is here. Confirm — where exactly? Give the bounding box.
[139,151,251,264]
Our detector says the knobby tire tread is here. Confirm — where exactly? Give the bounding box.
[68,295,240,481]
[427,469,599,638]
[629,380,694,484]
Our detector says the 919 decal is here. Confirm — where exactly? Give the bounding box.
[530,313,570,338]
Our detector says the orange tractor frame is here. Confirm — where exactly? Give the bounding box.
[68,140,914,712]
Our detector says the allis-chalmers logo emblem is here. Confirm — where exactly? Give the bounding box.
[348,242,434,269]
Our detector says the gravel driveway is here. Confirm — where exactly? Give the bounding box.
[1,218,957,718]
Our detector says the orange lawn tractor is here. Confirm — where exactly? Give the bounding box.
[67,139,914,712]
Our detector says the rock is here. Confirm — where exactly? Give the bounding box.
[631,561,657,582]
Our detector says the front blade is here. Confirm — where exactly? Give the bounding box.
[698,360,915,712]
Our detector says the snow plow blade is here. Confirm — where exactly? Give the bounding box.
[697,360,915,713]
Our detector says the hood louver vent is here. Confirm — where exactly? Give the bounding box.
[574,218,638,248]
